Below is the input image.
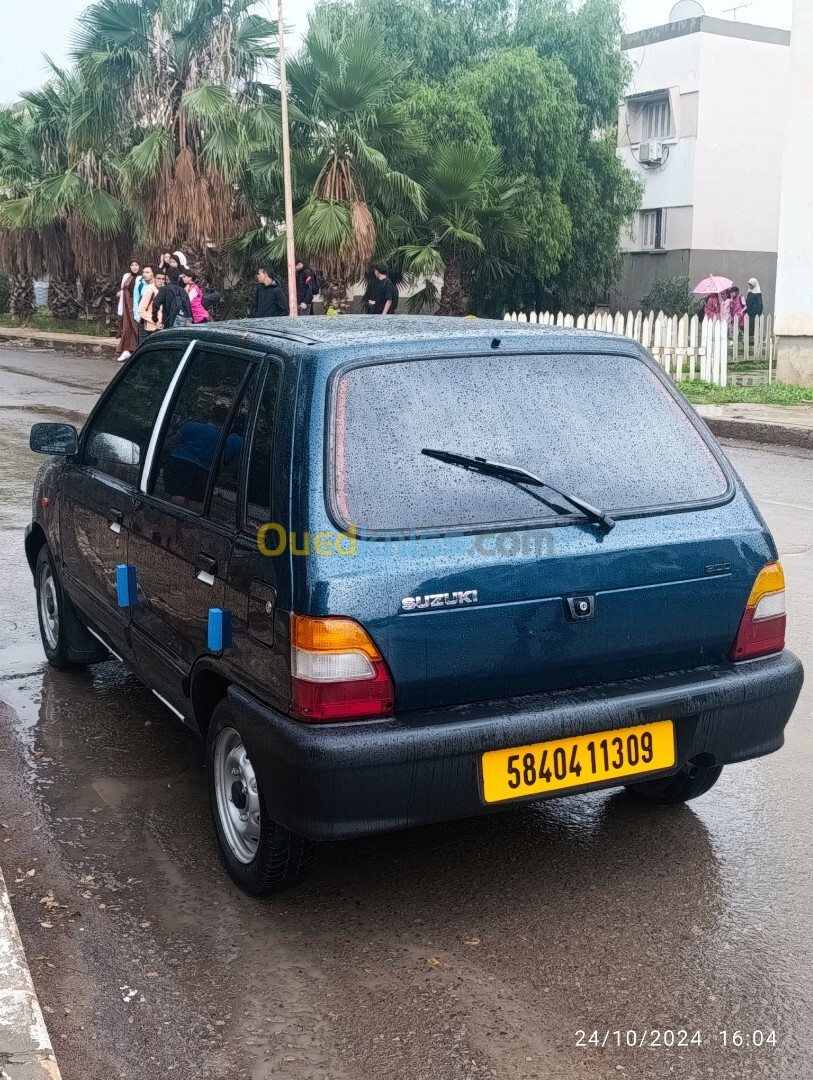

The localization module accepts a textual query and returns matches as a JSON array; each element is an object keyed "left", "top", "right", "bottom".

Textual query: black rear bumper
[{"left": 229, "top": 651, "right": 804, "bottom": 841}]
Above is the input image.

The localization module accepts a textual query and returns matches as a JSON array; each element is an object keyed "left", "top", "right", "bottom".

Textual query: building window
[
  {"left": 643, "top": 98, "right": 672, "bottom": 141},
  {"left": 641, "top": 209, "right": 667, "bottom": 251}
]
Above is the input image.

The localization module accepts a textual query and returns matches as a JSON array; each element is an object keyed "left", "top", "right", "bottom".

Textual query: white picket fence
[{"left": 502, "top": 309, "right": 776, "bottom": 388}]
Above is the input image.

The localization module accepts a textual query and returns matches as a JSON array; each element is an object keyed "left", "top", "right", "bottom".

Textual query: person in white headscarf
[
  {"left": 172, "top": 250, "right": 189, "bottom": 271},
  {"left": 745, "top": 278, "right": 763, "bottom": 340}
]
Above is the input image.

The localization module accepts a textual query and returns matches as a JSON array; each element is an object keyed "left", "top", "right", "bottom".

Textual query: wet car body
[{"left": 25, "top": 317, "right": 804, "bottom": 891}]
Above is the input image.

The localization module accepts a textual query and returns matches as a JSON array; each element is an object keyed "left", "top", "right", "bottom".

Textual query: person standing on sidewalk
[
  {"left": 138, "top": 269, "right": 162, "bottom": 341},
  {"left": 368, "top": 263, "right": 398, "bottom": 315},
  {"left": 746, "top": 278, "right": 764, "bottom": 340},
  {"left": 181, "top": 271, "right": 211, "bottom": 324},
  {"left": 153, "top": 274, "right": 193, "bottom": 329},
  {"left": 295, "top": 260, "right": 316, "bottom": 314},
  {"left": 729, "top": 285, "right": 746, "bottom": 343},
  {"left": 133, "top": 265, "right": 152, "bottom": 330},
  {"left": 116, "top": 259, "right": 141, "bottom": 362},
  {"left": 251, "top": 267, "right": 289, "bottom": 317}
]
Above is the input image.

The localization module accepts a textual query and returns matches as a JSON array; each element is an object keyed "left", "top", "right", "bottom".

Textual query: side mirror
[{"left": 30, "top": 423, "right": 79, "bottom": 456}]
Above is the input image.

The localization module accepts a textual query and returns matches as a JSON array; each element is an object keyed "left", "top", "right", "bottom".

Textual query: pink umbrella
[{"left": 693, "top": 275, "right": 734, "bottom": 295}]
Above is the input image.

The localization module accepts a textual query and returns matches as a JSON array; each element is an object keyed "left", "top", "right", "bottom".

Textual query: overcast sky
[{"left": 0, "top": 0, "right": 794, "bottom": 104}]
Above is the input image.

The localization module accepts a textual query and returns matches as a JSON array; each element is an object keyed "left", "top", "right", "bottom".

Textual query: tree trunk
[
  {"left": 9, "top": 274, "right": 35, "bottom": 323},
  {"left": 437, "top": 260, "right": 469, "bottom": 317},
  {"left": 49, "top": 276, "right": 81, "bottom": 320},
  {"left": 83, "top": 274, "right": 120, "bottom": 334},
  {"left": 323, "top": 279, "right": 350, "bottom": 313}
]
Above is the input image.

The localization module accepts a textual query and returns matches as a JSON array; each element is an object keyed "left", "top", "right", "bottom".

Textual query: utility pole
[{"left": 277, "top": 0, "right": 298, "bottom": 317}]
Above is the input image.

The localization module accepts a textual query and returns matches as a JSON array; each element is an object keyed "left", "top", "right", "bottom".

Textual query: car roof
[{"left": 184, "top": 315, "right": 639, "bottom": 366}]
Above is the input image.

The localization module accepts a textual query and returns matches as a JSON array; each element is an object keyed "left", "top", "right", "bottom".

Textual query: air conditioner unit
[{"left": 639, "top": 141, "right": 665, "bottom": 165}]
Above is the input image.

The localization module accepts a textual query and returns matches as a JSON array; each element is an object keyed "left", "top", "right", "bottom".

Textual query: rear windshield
[{"left": 330, "top": 352, "right": 729, "bottom": 533}]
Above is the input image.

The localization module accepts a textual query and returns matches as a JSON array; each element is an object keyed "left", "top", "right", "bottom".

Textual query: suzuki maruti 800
[{"left": 26, "top": 318, "right": 804, "bottom": 893}]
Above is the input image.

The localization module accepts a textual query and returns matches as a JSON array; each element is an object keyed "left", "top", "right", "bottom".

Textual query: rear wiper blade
[{"left": 421, "top": 448, "right": 615, "bottom": 534}]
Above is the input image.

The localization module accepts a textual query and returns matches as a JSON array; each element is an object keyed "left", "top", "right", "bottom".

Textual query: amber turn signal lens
[
  {"left": 745, "top": 561, "right": 785, "bottom": 607},
  {"left": 290, "top": 615, "right": 381, "bottom": 660}
]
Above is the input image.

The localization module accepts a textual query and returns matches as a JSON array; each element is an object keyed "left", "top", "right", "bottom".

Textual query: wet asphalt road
[{"left": 0, "top": 345, "right": 811, "bottom": 1080}]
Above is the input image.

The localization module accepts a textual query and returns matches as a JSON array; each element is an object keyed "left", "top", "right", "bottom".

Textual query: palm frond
[
  {"left": 120, "top": 126, "right": 173, "bottom": 192},
  {"left": 76, "top": 187, "right": 126, "bottom": 236},
  {"left": 405, "top": 280, "right": 440, "bottom": 315},
  {"left": 181, "top": 83, "right": 233, "bottom": 121}
]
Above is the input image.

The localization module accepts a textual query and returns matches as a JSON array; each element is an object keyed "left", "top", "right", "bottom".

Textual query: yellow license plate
[{"left": 481, "top": 720, "right": 676, "bottom": 804}]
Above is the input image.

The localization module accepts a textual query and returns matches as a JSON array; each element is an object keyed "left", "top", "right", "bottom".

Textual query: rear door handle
[
  {"left": 108, "top": 508, "right": 123, "bottom": 534},
  {"left": 195, "top": 553, "right": 217, "bottom": 585}
]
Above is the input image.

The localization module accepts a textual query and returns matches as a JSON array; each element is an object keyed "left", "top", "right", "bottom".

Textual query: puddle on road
[
  {"left": 0, "top": 425, "right": 808, "bottom": 1077},
  {"left": 0, "top": 644, "right": 811, "bottom": 1079}
]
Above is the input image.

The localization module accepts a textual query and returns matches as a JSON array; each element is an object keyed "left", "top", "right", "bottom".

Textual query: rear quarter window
[{"left": 329, "top": 351, "right": 730, "bottom": 533}]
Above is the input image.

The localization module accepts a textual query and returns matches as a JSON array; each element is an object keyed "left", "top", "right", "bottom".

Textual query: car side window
[
  {"left": 245, "top": 363, "right": 281, "bottom": 533},
  {"left": 208, "top": 371, "right": 259, "bottom": 528},
  {"left": 151, "top": 351, "right": 248, "bottom": 515},
  {"left": 82, "top": 348, "right": 182, "bottom": 486}
]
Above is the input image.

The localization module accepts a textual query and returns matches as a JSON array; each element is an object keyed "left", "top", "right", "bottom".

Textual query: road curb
[
  {"left": 700, "top": 414, "right": 813, "bottom": 451},
  {"left": 0, "top": 326, "right": 117, "bottom": 359},
  {"left": 0, "top": 867, "right": 61, "bottom": 1080}
]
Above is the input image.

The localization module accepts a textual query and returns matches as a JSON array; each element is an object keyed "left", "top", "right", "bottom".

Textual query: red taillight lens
[
  {"left": 729, "top": 562, "right": 786, "bottom": 661},
  {"left": 289, "top": 615, "right": 394, "bottom": 722}
]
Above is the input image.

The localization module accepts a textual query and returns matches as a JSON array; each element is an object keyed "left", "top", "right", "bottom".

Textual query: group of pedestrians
[
  {"left": 116, "top": 250, "right": 211, "bottom": 362},
  {"left": 703, "top": 278, "right": 764, "bottom": 339},
  {"left": 118, "top": 252, "right": 401, "bottom": 358},
  {"left": 249, "top": 260, "right": 399, "bottom": 318},
  {"left": 250, "top": 260, "right": 319, "bottom": 318}
]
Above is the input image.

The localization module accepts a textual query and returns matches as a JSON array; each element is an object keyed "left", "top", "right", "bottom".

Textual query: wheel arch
[
  {"left": 189, "top": 662, "right": 232, "bottom": 738},
  {"left": 25, "top": 523, "right": 48, "bottom": 575}
]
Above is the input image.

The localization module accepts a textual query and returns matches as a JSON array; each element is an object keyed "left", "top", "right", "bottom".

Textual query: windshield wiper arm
[{"left": 421, "top": 448, "right": 616, "bottom": 534}]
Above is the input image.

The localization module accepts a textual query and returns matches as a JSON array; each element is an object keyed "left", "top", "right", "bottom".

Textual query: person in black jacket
[
  {"left": 745, "top": 278, "right": 764, "bottom": 341},
  {"left": 295, "top": 261, "right": 316, "bottom": 314},
  {"left": 153, "top": 277, "right": 193, "bottom": 329},
  {"left": 367, "top": 263, "right": 398, "bottom": 315},
  {"left": 252, "top": 267, "right": 289, "bottom": 317}
]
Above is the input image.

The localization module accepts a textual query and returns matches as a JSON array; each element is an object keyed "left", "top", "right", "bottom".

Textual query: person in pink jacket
[
  {"left": 729, "top": 285, "right": 746, "bottom": 330},
  {"left": 181, "top": 271, "right": 211, "bottom": 324}
]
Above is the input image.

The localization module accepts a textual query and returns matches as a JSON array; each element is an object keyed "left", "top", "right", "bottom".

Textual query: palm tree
[
  {"left": 397, "top": 143, "right": 525, "bottom": 316},
  {"left": 72, "top": 0, "right": 280, "bottom": 254},
  {"left": 286, "top": 14, "right": 425, "bottom": 309},
  {"left": 5, "top": 63, "right": 132, "bottom": 329},
  {"left": 0, "top": 108, "right": 43, "bottom": 323},
  {"left": 19, "top": 76, "right": 82, "bottom": 319}
]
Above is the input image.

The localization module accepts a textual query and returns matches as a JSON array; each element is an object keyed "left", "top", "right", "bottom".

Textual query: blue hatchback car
[{"left": 27, "top": 317, "right": 804, "bottom": 893}]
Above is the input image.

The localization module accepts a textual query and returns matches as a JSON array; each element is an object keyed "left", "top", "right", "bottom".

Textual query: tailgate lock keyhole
[{"left": 566, "top": 595, "right": 595, "bottom": 621}]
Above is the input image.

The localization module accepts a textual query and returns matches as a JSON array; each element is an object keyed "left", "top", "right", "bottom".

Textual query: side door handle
[
  {"left": 195, "top": 553, "right": 217, "bottom": 586},
  {"left": 108, "top": 508, "right": 123, "bottom": 534}
]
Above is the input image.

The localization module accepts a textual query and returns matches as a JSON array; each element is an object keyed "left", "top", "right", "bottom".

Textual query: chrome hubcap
[
  {"left": 38, "top": 563, "right": 59, "bottom": 650},
  {"left": 214, "top": 727, "right": 261, "bottom": 864}
]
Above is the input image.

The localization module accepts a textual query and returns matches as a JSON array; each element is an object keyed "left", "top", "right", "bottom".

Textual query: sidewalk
[
  {"left": 696, "top": 403, "right": 813, "bottom": 450},
  {"left": 1, "top": 325, "right": 813, "bottom": 449},
  {"left": 0, "top": 868, "right": 61, "bottom": 1079},
  {"left": 0, "top": 326, "right": 116, "bottom": 358}
]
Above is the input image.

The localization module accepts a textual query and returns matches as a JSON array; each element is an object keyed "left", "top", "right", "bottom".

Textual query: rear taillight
[
  {"left": 290, "top": 615, "right": 394, "bottom": 722},
  {"left": 729, "top": 561, "right": 786, "bottom": 661}
]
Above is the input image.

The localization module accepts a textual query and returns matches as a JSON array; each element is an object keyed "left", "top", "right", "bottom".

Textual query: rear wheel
[
  {"left": 626, "top": 763, "right": 723, "bottom": 805},
  {"left": 206, "top": 700, "right": 316, "bottom": 895},
  {"left": 35, "top": 546, "right": 83, "bottom": 670}
]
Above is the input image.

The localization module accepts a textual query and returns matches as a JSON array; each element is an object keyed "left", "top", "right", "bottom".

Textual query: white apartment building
[{"left": 612, "top": 14, "right": 790, "bottom": 313}]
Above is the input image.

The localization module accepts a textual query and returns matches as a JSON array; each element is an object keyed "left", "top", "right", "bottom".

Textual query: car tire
[
  {"left": 625, "top": 763, "right": 723, "bottom": 805},
  {"left": 35, "top": 545, "right": 84, "bottom": 670},
  {"left": 206, "top": 700, "right": 317, "bottom": 895}
]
